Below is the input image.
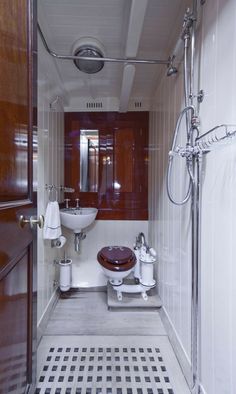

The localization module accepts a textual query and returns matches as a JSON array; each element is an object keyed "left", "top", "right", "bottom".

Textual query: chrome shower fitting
[
  {"left": 135, "top": 232, "right": 147, "bottom": 249},
  {"left": 166, "top": 105, "right": 196, "bottom": 205},
  {"left": 181, "top": 7, "right": 194, "bottom": 39},
  {"left": 166, "top": 2, "right": 201, "bottom": 394},
  {"left": 166, "top": 56, "right": 178, "bottom": 77}
]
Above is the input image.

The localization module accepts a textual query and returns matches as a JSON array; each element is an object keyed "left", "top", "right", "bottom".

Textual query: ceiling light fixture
[{"left": 72, "top": 37, "right": 105, "bottom": 74}]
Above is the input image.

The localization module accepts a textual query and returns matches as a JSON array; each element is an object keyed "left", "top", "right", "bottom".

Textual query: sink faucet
[{"left": 75, "top": 198, "right": 80, "bottom": 209}]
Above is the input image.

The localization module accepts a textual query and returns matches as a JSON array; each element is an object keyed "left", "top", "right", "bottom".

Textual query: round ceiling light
[{"left": 72, "top": 38, "right": 105, "bottom": 74}]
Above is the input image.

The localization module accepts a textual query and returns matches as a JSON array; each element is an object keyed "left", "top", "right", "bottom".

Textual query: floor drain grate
[{"left": 36, "top": 346, "right": 174, "bottom": 394}]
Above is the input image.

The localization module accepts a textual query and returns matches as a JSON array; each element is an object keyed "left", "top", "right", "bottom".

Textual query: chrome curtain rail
[{"left": 37, "top": 23, "right": 169, "bottom": 66}]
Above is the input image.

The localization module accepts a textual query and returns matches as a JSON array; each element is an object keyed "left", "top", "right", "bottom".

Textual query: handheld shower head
[
  {"left": 166, "top": 56, "right": 178, "bottom": 76},
  {"left": 167, "top": 65, "right": 178, "bottom": 76}
]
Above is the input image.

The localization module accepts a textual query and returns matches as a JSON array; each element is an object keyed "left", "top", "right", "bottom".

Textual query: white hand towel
[{"left": 43, "top": 201, "right": 62, "bottom": 240}]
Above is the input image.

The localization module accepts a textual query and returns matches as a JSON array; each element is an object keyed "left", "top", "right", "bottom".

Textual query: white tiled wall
[
  {"left": 149, "top": 0, "right": 236, "bottom": 393},
  {"left": 63, "top": 220, "right": 148, "bottom": 287},
  {"left": 37, "top": 36, "right": 65, "bottom": 324}
]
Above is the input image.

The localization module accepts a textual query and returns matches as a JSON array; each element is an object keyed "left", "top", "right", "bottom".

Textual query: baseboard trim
[
  {"left": 159, "top": 307, "right": 192, "bottom": 387},
  {"left": 37, "top": 288, "right": 59, "bottom": 344},
  {"left": 63, "top": 286, "right": 107, "bottom": 294}
]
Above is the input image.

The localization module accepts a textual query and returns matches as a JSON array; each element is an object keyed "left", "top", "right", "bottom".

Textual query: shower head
[
  {"left": 72, "top": 37, "right": 105, "bottom": 74},
  {"left": 166, "top": 56, "right": 178, "bottom": 77}
]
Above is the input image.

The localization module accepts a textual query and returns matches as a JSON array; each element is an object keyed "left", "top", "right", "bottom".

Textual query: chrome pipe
[
  {"left": 191, "top": 155, "right": 198, "bottom": 393},
  {"left": 37, "top": 23, "right": 169, "bottom": 66},
  {"left": 189, "top": 0, "right": 197, "bottom": 109},
  {"left": 190, "top": 145, "right": 202, "bottom": 394},
  {"left": 189, "top": 1, "right": 200, "bottom": 393},
  {"left": 171, "top": 106, "right": 195, "bottom": 151},
  {"left": 184, "top": 34, "right": 191, "bottom": 138},
  {"left": 166, "top": 106, "right": 195, "bottom": 206}
]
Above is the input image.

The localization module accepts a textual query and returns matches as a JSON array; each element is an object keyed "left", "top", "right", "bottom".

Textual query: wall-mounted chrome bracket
[
  {"left": 51, "top": 239, "right": 62, "bottom": 248},
  {"left": 189, "top": 90, "right": 204, "bottom": 104},
  {"left": 197, "top": 89, "right": 204, "bottom": 103}
]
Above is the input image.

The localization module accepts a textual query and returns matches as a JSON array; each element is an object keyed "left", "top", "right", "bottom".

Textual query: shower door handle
[{"left": 19, "top": 215, "right": 44, "bottom": 229}]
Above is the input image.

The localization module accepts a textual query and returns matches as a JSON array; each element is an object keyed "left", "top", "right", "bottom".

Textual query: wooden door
[{"left": 0, "top": 1, "right": 37, "bottom": 393}]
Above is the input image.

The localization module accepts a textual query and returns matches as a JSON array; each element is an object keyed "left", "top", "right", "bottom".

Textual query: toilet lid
[{"left": 99, "top": 246, "right": 134, "bottom": 265}]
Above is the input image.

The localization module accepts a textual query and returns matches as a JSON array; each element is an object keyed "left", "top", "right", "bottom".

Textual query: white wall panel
[
  {"left": 199, "top": 0, "right": 236, "bottom": 393},
  {"left": 37, "top": 36, "right": 65, "bottom": 324},
  {"left": 62, "top": 220, "right": 148, "bottom": 288},
  {"left": 149, "top": 0, "right": 236, "bottom": 392}
]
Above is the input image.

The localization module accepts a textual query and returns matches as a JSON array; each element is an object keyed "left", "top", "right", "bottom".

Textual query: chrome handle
[
  {"left": 19, "top": 215, "right": 44, "bottom": 229},
  {"left": 75, "top": 198, "right": 80, "bottom": 209},
  {"left": 64, "top": 198, "right": 70, "bottom": 209}
]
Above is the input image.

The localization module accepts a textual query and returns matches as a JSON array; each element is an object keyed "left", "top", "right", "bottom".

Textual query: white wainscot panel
[{"left": 62, "top": 220, "right": 148, "bottom": 288}]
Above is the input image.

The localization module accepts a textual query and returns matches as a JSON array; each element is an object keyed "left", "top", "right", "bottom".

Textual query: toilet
[{"left": 97, "top": 246, "right": 136, "bottom": 285}]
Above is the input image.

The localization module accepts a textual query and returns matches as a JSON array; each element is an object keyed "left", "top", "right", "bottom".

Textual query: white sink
[{"left": 60, "top": 207, "right": 98, "bottom": 232}]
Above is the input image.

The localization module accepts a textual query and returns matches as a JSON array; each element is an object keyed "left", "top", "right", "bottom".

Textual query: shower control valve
[{"left": 175, "top": 144, "right": 195, "bottom": 159}]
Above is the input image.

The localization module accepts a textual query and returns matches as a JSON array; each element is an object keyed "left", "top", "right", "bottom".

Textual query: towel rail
[{"left": 45, "top": 184, "right": 75, "bottom": 193}]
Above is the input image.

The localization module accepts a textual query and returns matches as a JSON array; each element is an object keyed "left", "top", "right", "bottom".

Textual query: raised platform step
[{"left": 107, "top": 279, "right": 162, "bottom": 310}]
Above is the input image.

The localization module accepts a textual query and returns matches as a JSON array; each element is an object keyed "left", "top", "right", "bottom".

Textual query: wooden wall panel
[
  {"left": 0, "top": 0, "right": 29, "bottom": 202},
  {"left": 65, "top": 112, "right": 148, "bottom": 220},
  {"left": 0, "top": 0, "right": 37, "bottom": 392},
  {"left": 0, "top": 254, "right": 28, "bottom": 394}
]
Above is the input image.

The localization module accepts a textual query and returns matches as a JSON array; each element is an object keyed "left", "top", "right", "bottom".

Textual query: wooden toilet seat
[{"left": 97, "top": 246, "right": 136, "bottom": 272}]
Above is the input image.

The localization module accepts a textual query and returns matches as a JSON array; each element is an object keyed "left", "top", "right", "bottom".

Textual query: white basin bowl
[{"left": 60, "top": 207, "right": 98, "bottom": 232}]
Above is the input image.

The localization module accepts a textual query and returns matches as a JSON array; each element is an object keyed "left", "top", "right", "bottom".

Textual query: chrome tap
[
  {"left": 75, "top": 198, "right": 80, "bottom": 209},
  {"left": 64, "top": 198, "right": 70, "bottom": 209}
]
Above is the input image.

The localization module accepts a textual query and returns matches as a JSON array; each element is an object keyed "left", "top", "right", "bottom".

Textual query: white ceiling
[{"left": 38, "top": 0, "right": 190, "bottom": 111}]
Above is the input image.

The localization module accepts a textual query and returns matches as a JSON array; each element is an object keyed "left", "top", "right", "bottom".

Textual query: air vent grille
[{"left": 86, "top": 102, "right": 103, "bottom": 109}]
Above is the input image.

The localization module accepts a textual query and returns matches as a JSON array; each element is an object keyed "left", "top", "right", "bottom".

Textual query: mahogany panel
[
  {"left": 0, "top": 0, "right": 37, "bottom": 392},
  {"left": 0, "top": 0, "right": 29, "bottom": 202},
  {"left": 0, "top": 253, "right": 28, "bottom": 394},
  {"left": 114, "top": 128, "right": 134, "bottom": 193},
  {"left": 64, "top": 112, "right": 148, "bottom": 220}
]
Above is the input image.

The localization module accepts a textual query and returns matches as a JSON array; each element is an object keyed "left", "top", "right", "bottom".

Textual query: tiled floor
[
  {"left": 36, "top": 293, "right": 190, "bottom": 394},
  {"left": 36, "top": 337, "right": 190, "bottom": 394}
]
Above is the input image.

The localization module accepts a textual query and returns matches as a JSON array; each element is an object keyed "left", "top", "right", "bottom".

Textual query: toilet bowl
[{"left": 97, "top": 246, "right": 136, "bottom": 285}]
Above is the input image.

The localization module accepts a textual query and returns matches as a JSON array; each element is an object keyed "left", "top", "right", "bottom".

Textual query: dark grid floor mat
[{"left": 36, "top": 346, "right": 174, "bottom": 394}]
